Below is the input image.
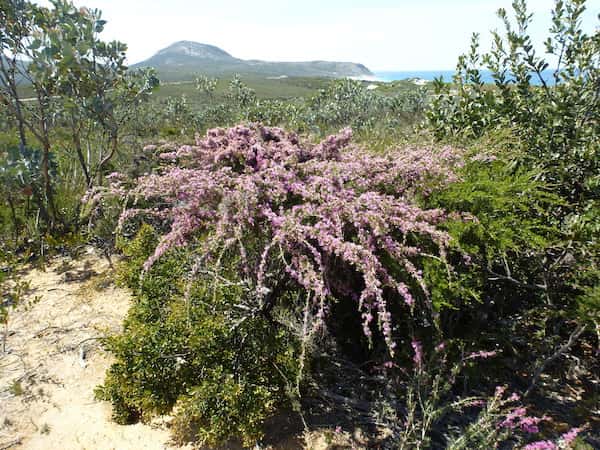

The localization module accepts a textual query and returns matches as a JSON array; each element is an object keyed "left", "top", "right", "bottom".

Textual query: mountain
[{"left": 132, "top": 41, "right": 373, "bottom": 80}]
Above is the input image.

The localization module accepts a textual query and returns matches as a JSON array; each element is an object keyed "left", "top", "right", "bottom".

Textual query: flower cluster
[
  {"left": 499, "top": 407, "right": 547, "bottom": 434},
  {"left": 104, "top": 124, "right": 463, "bottom": 354},
  {"left": 523, "top": 426, "right": 585, "bottom": 450}
]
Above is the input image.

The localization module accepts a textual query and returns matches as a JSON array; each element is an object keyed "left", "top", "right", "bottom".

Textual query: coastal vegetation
[{"left": 1, "top": 0, "right": 598, "bottom": 448}]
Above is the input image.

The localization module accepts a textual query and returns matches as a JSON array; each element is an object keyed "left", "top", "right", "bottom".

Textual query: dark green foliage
[
  {"left": 422, "top": 153, "right": 563, "bottom": 332},
  {"left": 96, "top": 225, "right": 300, "bottom": 447},
  {"left": 0, "top": 144, "right": 57, "bottom": 242},
  {"left": 172, "top": 372, "right": 275, "bottom": 448},
  {"left": 426, "top": 0, "right": 599, "bottom": 328},
  {"left": 430, "top": 157, "right": 558, "bottom": 260}
]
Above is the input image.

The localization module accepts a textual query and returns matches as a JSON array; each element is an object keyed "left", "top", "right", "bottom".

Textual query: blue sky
[{"left": 40, "top": 0, "right": 599, "bottom": 70}]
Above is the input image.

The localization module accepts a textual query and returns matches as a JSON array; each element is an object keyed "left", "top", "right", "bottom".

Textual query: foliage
[
  {"left": 227, "top": 74, "right": 257, "bottom": 109},
  {"left": 423, "top": 151, "right": 562, "bottom": 317},
  {"left": 93, "top": 125, "right": 466, "bottom": 355},
  {"left": 195, "top": 74, "right": 217, "bottom": 98},
  {"left": 426, "top": 0, "right": 599, "bottom": 208},
  {"left": 305, "top": 79, "right": 425, "bottom": 137},
  {"left": 96, "top": 224, "right": 300, "bottom": 447},
  {"left": 425, "top": 0, "right": 599, "bottom": 332},
  {"left": 0, "top": 143, "right": 56, "bottom": 243},
  {"left": 0, "top": 0, "right": 157, "bottom": 237},
  {"left": 154, "top": 76, "right": 428, "bottom": 145}
]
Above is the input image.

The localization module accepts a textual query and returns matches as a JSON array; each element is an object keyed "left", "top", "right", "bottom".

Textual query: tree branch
[{"left": 524, "top": 324, "right": 587, "bottom": 397}]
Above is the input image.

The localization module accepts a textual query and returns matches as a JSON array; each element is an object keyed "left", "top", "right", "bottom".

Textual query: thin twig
[
  {"left": 49, "top": 336, "right": 104, "bottom": 357},
  {"left": 487, "top": 269, "right": 547, "bottom": 291},
  {"left": 524, "top": 324, "right": 587, "bottom": 397}
]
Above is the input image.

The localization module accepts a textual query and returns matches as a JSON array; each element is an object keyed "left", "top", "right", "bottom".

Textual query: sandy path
[{"left": 0, "top": 249, "right": 176, "bottom": 450}]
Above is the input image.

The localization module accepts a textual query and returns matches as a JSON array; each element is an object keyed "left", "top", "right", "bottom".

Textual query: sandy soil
[
  {"left": 0, "top": 249, "right": 176, "bottom": 450},
  {"left": 0, "top": 249, "right": 356, "bottom": 450}
]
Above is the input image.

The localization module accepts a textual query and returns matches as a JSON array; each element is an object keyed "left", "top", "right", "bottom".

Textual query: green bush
[
  {"left": 427, "top": 0, "right": 599, "bottom": 207},
  {"left": 419, "top": 150, "right": 563, "bottom": 337},
  {"left": 425, "top": 0, "right": 599, "bottom": 328},
  {"left": 96, "top": 225, "right": 300, "bottom": 447}
]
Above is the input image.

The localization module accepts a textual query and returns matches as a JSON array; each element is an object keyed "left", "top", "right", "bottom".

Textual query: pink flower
[
  {"left": 519, "top": 416, "right": 542, "bottom": 433},
  {"left": 499, "top": 406, "right": 547, "bottom": 434},
  {"left": 99, "top": 124, "right": 464, "bottom": 355},
  {"left": 412, "top": 339, "right": 423, "bottom": 369},
  {"left": 523, "top": 441, "right": 557, "bottom": 450},
  {"left": 508, "top": 393, "right": 520, "bottom": 402},
  {"left": 559, "top": 427, "right": 583, "bottom": 446}
]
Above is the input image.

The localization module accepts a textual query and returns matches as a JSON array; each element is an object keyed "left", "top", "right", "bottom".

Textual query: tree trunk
[
  {"left": 14, "top": 98, "right": 28, "bottom": 153},
  {"left": 7, "top": 194, "right": 20, "bottom": 246},
  {"left": 96, "top": 132, "right": 118, "bottom": 186},
  {"left": 72, "top": 123, "right": 91, "bottom": 187},
  {"left": 40, "top": 138, "right": 57, "bottom": 229}
]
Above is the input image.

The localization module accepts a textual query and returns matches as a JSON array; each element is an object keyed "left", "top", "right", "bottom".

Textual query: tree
[
  {"left": 0, "top": 0, "right": 55, "bottom": 226},
  {"left": 195, "top": 74, "right": 217, "bottom": 99},
  {"left": 0, "top": 0, "right": 158, "bottom": 231}
]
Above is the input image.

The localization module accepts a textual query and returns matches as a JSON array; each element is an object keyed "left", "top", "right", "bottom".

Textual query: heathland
[{"left": 0, "top": 1, "right": 598, "bottom": 449}]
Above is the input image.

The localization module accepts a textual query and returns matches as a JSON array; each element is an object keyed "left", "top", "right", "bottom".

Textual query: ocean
[{"left": 374, "top": 70, "right": 558, "bottom": 86}]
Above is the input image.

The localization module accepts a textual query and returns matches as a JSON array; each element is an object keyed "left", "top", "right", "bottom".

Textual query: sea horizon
[{"left": 373, "top": 69, "right": 558, "bottom": 86}]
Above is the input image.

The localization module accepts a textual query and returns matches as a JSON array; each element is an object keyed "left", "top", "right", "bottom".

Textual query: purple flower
[
  {"left": 412, "top": 339, "right": 423, "bottom": 369},
  {"left": 96, "top": 123, "right": 464, "bottom": 355},
  {"left": 559, "top": 427, "right": 583, "bottom": 446},
  {"left": 523, "top": 441, "right": 557, "bottom": 450}
]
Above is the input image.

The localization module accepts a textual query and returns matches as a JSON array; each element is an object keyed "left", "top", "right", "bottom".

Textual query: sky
[{"left": 38, "top": 0, "right": 599, "bottom": 70}]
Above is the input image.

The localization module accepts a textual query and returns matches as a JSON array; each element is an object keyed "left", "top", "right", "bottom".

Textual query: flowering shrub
[
  {"left": 89, "top": 124, "right": 596, "bottom": 447},
  {"left": 389, "top": 341, "right": 588, "bottom": 450},
  {"left": 88, "top": 124, "right": 474, "bottom": 446},
  {"left": 101, "top": 124, "right": 463, "bottom": 355}
]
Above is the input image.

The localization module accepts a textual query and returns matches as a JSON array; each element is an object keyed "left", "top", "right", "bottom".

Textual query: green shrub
[
  {"left": 96, "top": 225, "right": 300, "bottom": 447},
  {"left": 427, "top": 0, "right": 599, "bottom": 206},
  {"left": 422, "top": 151, "right": 563, "bottom": 334},
  {"left": 425, "top": 0, "right": 599, "bottom": 329}
]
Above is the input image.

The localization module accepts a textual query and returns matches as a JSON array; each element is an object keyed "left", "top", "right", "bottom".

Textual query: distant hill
[{"left": 131, "top": 41, "right": 373, "bottom": 81}]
